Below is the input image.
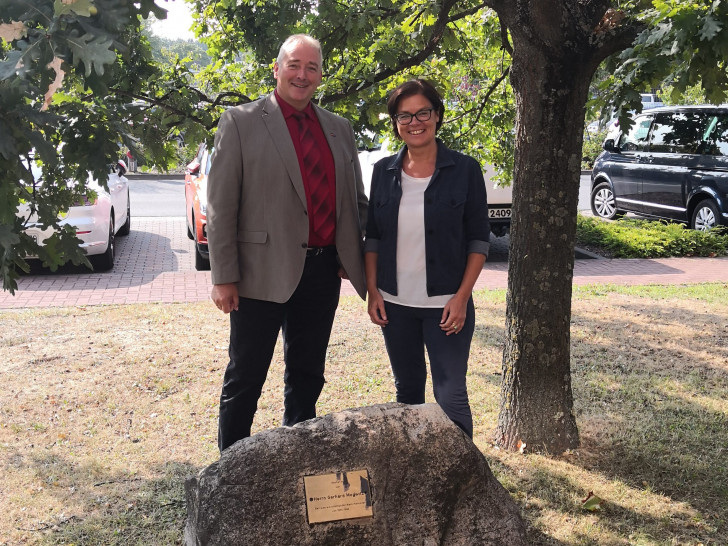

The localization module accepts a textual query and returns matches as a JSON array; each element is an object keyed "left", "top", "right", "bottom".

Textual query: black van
[{"left": 590, "top": 106, "right": 728, "bottom": 231}]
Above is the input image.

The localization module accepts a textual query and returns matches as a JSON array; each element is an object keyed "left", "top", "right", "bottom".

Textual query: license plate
[{"left": 489, "top": 207, "right": 511, "bottom": 219}]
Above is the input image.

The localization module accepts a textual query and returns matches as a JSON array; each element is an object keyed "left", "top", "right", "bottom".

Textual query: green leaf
[
  {"left": 581, "top": 491, "right": 604, "bottom": 511},
  {"left": 0, "top": 223, "right": 21, "bottom": 250},
  {"left": 54, "top": 0, "right": 98, "bottom": 18},
  {"left": 698, "top": 15, "right": 722, "bottom": 41},
  {"left": 0, "top": 48, "right": 29, "bottom": 81},
  {"left": 65, "top": 32, "right": 117, "bottom": 76}
]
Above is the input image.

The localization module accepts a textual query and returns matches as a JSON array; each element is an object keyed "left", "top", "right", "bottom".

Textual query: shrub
[
  {"left": 581, "top": 128, "right": 608, "bottom": 169},
  {"left": 576, "top": 215, "right": 728, "bottom": 258}
]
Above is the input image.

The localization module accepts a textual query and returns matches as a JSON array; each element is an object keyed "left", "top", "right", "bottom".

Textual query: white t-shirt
[{"left": 380, "top": 171, "right": 455, "bottom": 308}]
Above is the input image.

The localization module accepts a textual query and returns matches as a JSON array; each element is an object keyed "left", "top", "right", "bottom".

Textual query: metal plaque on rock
[{"left": 303, "top": 469, "right": 373, "bottom": 524}]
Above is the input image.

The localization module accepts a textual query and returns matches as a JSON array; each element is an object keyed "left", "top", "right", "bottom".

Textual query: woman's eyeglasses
[{"left": 393, "top": 108, "right": 434, "bottom": 125}]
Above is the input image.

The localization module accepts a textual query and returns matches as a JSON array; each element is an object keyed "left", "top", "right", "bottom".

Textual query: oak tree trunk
[
  {"left": 490, "top": 1, "right": 631, "bottom": 453},
  {"left": 496, "top": 48, "right": 589, "bottom": 453}
]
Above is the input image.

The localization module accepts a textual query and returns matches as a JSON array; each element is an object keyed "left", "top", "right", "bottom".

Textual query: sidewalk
[{"left": 1, "top": 218, "right": 726, "bottom": 309}]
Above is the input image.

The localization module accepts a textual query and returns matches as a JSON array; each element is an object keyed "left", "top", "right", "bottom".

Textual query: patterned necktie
[{"left": 295, "top": 113, "right": 333, "bottom": 241}]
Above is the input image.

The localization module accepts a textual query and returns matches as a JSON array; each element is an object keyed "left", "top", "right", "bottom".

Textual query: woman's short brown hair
[{"left": 387, "top": 79, "right": 445, "bottom": 139}]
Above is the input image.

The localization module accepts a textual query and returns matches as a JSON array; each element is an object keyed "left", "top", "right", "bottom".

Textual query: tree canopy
[
  {"left": 3, "top": 0, "right": 728, "bottom": 452},
  {"left": 3, "top": 1, "right": 725, "bottom": 293}
]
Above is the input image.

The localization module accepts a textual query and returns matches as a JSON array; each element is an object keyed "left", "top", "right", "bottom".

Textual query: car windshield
[{"left": 618, "top": 117, "right": 652, "bottom": 151}]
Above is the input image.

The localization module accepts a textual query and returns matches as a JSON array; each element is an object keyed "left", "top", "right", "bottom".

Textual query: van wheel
[
  {"left": 691, "top": 199, "right": 720, "bottom": 231},
  {"left": 590, "top": 182, "right": 623, "bottom": 220}
]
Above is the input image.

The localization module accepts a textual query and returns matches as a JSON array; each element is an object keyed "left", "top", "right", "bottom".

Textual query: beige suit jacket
[{"left": 206, "top": 93, "right": 368, "bottom": 302}]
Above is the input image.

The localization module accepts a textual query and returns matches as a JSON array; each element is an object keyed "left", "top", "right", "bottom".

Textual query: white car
[
  {"left": 357, "top": 147, "right": 512, "bottom": 237},
  {"left": 481, "top": 163, "right": 512, "bottom": 237},
  {"left": 17, "top": 160, "right": 131, "bottom": 271},
  {"left": 357, "top": 146, "right": 389, "bottom": 198}
]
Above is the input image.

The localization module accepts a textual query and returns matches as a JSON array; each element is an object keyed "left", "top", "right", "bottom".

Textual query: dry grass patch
[{"left": 0, "top": 284, "right": 726, "bottom": 545}]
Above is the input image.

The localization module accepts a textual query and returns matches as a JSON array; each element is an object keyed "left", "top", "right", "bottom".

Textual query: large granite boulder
[{"left": 185, "top": 403, "right": 527, "bottom": 545}]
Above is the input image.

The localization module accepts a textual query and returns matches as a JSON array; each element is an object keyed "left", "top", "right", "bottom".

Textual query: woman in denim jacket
[{"left": 364, "top": 79, "right": 490, "bottom": 437}]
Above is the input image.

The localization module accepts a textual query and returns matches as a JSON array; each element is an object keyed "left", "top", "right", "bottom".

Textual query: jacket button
[
  {"left": 301, "top": 243, "right": 307, "bottom": 249},
  {"left": 426, "top": 198, "right": 433, "bottom": 205},
  {"left": 427, "top": 229, "right": 434, "bottom": 235}
]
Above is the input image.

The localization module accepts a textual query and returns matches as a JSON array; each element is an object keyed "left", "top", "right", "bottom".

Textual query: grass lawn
[{"left": 1, "top": 283, "right": 726, "bottom": 545}]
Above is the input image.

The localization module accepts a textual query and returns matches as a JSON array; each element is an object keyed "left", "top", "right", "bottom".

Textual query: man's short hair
[{"left": 277, "top": 34, "right": 323, "bottom": 67}]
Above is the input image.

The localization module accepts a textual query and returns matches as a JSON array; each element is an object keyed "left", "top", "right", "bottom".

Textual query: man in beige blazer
[{"left": 207, "top": 34, "right": 367, "bottom": 451}]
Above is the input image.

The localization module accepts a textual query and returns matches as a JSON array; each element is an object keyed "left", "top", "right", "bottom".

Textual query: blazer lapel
[{"left": 261, "top": 94, "right": 307, "bottom": 208}]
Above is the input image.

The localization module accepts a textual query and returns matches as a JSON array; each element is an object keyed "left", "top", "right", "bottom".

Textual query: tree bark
[{"left": 491, "top": 0, "right": 634, "bottom": 453}]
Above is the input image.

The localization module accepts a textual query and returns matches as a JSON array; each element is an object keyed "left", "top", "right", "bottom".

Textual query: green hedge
[{"left": 576, "top": 215, "right": 728, "bottom": 258}]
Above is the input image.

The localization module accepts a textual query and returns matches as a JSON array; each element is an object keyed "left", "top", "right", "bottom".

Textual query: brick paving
[{"left": 1, "top": 217, "right": 726, "bottom": 309}]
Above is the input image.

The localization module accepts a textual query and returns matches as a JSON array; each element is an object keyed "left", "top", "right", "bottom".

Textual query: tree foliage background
[
  {"left": 2, "top": 0, "right": 727, "bottom": 453},
  {"left": 4, "top": 1, "right": 725, "bottom": 293}
]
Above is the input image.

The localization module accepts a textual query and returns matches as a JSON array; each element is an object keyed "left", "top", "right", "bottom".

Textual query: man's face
[{"left": 274, "top": 41, "right": 322, "bottom": 111}]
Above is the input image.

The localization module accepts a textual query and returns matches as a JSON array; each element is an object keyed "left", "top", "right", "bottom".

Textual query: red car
[{"left": 185, "top": 144, "right": 212, "bottom": 270}]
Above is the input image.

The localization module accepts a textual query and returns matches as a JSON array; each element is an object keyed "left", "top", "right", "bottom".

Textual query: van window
[
  {"left": 649, "top": 112, "right": 706, "bottom": 154},
  {"left": 703, "top": 114, "right": 728, "bottom": 156},
  {"left": 618, "top": 116, "right": 652, "bottom": 151}
]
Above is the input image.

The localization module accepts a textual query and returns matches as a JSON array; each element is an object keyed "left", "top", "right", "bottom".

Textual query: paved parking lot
[
  {"left": 1, "top": 218, "right": 211, "bottom": 308},
  {"left": 1, "top": 217, "right": 727, "bottom": 309}
]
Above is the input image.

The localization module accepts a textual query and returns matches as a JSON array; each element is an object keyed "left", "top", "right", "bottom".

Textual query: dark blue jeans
[
  {"left": 217, "top": 250, "right": 341, "bottom": 451},
  {"left": 381, "top": 298, "right": 475, "bottom": 437}
]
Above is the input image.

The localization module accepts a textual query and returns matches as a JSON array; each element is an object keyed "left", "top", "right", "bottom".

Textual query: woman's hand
[
  {"left": 364, "top": 251, "right": 387, "bottom": 326},
  {"left": 367, "top": 290, "right": 389, "bottom": 326},
  {"left": 440, "top": 293, "right": 467, "bottom": 335},
  {"left": 440, "top": 253, "right": 485, "bottom": 335}
]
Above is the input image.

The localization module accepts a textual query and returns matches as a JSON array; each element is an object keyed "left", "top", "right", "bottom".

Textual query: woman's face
[{"left": 394, "top": 94, "right": 439, "bottom": 149}]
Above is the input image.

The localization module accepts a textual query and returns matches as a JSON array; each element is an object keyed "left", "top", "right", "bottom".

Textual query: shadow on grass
[
  {"left": 545, "top": 297, "right": 724, "bottom": 542},
  {"left": 469, "top": 292, "right": 726, "bottom": 543},
  {"left": 3, "top": 289, "right": 724, "bottom": 544},
  {"left": 14, "top": 453, "right": 200, "bottom": 545}
]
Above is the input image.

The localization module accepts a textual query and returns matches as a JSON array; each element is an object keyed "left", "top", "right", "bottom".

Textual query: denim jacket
[{"left": 364, "top": 139, "right": 490, "bottom": 297}]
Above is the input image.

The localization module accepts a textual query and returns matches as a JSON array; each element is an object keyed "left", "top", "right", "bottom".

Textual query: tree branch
[
  {"left": 320, "top": 0, "right": 462, "bottom": 104},
  {"left": 589, "top": 11, "right": 644, "bottom": 61},
  {"left": 499, "top": 18, "right": 512, "bottom": 55},
  {"left": 450, "top": 66, "right": 510, "bottom": 138}
]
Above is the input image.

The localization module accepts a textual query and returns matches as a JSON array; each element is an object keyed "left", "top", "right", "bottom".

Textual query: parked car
[
  {"left": 185, "top": 144, "right": 212, "bottom": 270},
  {"left": 586, "top": 94, "right": 663, "bottom": 134},
  {"left": 17, "top": 159, "right": 131, "bottom": 271},
  {"left": 481, "top": 163, "right": 512, "bottom": 237},
  {"left": 640, "top": 92, "right": 664, "bottom": 110},
  {"left": 357, "top": 145, "right": 512, "bottom": 237},
  {"left": 357, "top": 145, "right": 389, "bottom": 198},
  {"left": 591, "top": 105, "right": 728, "bottom": 231}
]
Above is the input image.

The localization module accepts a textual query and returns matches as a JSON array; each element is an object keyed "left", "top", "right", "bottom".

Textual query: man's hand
[{"left": 211, "top": 283, "right": 239, "bottom": 314}]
